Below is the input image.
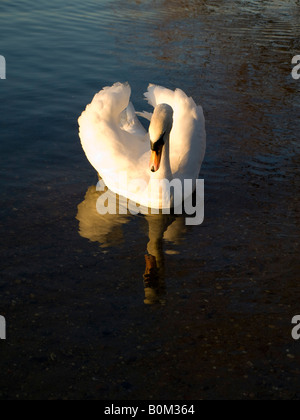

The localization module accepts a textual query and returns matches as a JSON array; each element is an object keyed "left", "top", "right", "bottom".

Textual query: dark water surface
[{"left": 0, "top": 0, "right": 299, "bottom": 400}]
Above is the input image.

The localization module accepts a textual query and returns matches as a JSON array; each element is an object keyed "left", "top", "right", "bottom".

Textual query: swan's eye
[{"left": 150, "top": 134, "right": 165, "bottom": 153}]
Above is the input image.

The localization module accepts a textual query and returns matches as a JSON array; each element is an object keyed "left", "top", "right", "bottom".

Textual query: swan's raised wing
[
  {"left": 144, "top": 84, "right": 176, "bottom": 108},
  {"left": 78, "top": 83, "right": 150, "bottom": 194},
  {"left": 144, "top": 84, "right": 206, "bottom": 180}
]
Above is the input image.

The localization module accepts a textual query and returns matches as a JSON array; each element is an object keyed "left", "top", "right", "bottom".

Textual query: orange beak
[{"left": 149, "top": 149, "right": 162, "bottom": 173}]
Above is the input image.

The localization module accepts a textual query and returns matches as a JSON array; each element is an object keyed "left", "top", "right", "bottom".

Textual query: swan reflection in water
[{"left": 76, "top": 185, "right": 187, "bottom": 304}]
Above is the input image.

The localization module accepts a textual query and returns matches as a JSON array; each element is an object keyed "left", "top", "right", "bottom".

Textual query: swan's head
[{"left": 149, "top": 104, "right": 173, "bottom": 173}]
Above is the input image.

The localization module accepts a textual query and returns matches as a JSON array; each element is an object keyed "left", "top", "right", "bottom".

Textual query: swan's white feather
[
  {"left": 120, "top": 102, "right": 147, "bottom": 138},
  {"left": 136, "top": 111, "right": 153, "bottom": 122}
]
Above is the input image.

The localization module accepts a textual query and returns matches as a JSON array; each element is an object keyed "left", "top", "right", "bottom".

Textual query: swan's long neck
[{"left": 151, "top": 133, "right": 172, "bottom": 180}]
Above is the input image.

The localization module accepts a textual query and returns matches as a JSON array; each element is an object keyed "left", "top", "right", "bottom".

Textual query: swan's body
[{"left": 78, "top": 83, "right": 206, "bottom": 209}]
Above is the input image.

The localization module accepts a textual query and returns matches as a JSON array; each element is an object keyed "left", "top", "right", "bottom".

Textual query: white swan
[{"left": 78, "top": 82, "right": 206, "bottom": 209}]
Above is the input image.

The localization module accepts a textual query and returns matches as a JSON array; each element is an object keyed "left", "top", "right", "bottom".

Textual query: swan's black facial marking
[
  {"left": 150, "top": 134, "right": 165, "bottom": 153},
  {"left": 149, "top": 134, "right": 165, "bottom": 173}
]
